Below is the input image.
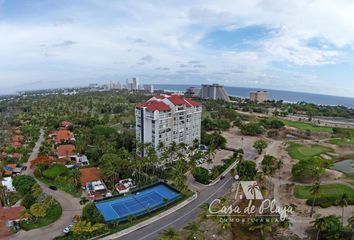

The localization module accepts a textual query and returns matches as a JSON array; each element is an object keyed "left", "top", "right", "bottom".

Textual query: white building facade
[{"left": 135, "top": 94, "right": 202, "bottom": 153}]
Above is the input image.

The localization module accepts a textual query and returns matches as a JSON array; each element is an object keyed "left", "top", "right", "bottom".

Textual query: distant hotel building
[
  {"left": 135, "top": 94, "right": 202, "bottom": 153},
  {"left": 250, "top": 91, "right": 269, "bottom": 103},
  {"left": 198, "top": 84, "right": 230, "bottom": 101},
  {"left": 143, "top": 84, "right": 154, "bottom": 93}
]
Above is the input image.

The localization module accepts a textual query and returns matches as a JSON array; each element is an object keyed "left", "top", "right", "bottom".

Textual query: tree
[
  {"left": 21, "top": 194, "right": 36, "bottom": 209},
  {"left": 240, "top": 123, "right": 264, "bottom": 136},
  {"left": 236, "top": 161, "right": 258, "bottom": 180},
  {"left": 68, "top": 169, "right": 81, "bottom": 189},
  {"left": 159, "top": 228, "right": 180, "bottom": 240},
  {"left": 261, "top": 155, "right": 277, "bottom": 176},
  {"left": 291, "top": 158, "right": 325, "bottom": 179},
  {"left": 183, "top": 221, "right": 204, "bottom": 240},
  {"left": 248, "top": 217, "right": 272, "bottom": 240},
  {"left": 192, "top": 167, "right": 210, "bottom": 184},
  {"left": 82, "top": 202, "right": 104, "bottom": 224},
  {"left": 312, "top": 215, "right": 342, "bottom": 240},
  {"left": 13, "top": 175, "right": 36, "bottom": 195},
  {"left": 99, "top": 151, "right": 130, "bottom": 189},
  {"left": 338, "top": 193, "right": 348, "bottom": 225},
  {"left": 217, "top": 216, "right": 232, "bottom": 234},
  {"left": 309, "top": 182, "right": 321, "bottom": 217},
  {"left": 31, "top": 183, "right": 42, "bottom": 198},
  {"left": 253, "top": 140, "right": 268, "bottom": 154},
  {"left": 30, "top": 203, "right": 47, "bottom": 218}
]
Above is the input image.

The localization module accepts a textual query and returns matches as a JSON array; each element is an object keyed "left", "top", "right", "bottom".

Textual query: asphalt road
[
  {"left": 115, "top": 173, "right": 234, "bottom": 240},
  {"left": 13, "top": 128, "right": 83, "bottom": 240}
]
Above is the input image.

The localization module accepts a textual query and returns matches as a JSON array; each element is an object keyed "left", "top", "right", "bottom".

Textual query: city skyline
[{"left": 1, "top": 0, "right": 354, "bottom": 97}]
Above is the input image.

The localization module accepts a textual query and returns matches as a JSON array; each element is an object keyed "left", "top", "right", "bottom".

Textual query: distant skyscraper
[
  {"left": 143, "top": 84, "right": 154, "bottom": 93},
  {"left": 132, "top": 77, "right": 139, "bottom": 90},
  {"left": 198, "top": 84, "right": 230, "bottom": 101}
]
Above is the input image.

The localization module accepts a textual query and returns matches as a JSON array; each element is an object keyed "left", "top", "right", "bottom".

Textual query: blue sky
[{"left": 1, "top": 0, "right": 354, "bottom": 97}]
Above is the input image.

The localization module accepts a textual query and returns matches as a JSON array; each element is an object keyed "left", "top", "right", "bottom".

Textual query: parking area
[{"left": 198, "top": 149, "right": 233, "bottom": 170}]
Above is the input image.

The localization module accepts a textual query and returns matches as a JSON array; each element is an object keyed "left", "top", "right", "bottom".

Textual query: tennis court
[{"left": 95, "top": 183, "right": 181, "bottom": 222}]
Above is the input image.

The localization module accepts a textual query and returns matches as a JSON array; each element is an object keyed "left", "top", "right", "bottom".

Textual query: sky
[{"left": 1, "top": 0, "right": 354, "bottom": 97}]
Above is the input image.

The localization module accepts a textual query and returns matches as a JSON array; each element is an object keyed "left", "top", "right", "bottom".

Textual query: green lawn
[
  {"left": 21, "top": 202, "right": 62, "bottom": 230},
  {"left": 294, "top": 184, "right": 354, "bottom": 199},
  {"left": 288, "top": 142, "right": 334, "bottom": 161},
  {"left": 39, "top": 177, "right": 82, "bottom": 198},
  {"left": 328, "top": 137, "right": 354, "bottom": 146},
  {"left": 281, "top": 119, "right": 333, "bottom": 133}
]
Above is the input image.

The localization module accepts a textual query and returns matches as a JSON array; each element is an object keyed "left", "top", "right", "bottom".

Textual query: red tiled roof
[
  {"left": 185, "top": 98, "right": 201, "bottom": 107},
  {"left": 136, "top": 94, "right": 201, "bottom": 111},
  {"left": 30, "top": 155, "right": 54, "bottom": 169},
  {"left": 12, "top": 135, "right": 23, "bottom": 142},
  {"left": 167, "top": 95, "right": 186, "bottom": 105},
  {"left": 136, "top": 100, "right": 171, "bottom": 112},
  {"left": 0, "top": 206, "right": 27, "bottom": 221},
  {"left": 57, "top": 144, "right": 75, "bottom": 157},
  {"left": 80, "top": 168, "right": 100, "bottom": 187},
  {"left": 54, "top": 130, "right": 74, "bottom": 143},
  {"left": 11, "top": 153, "right": 23, "bottom": 159},
  {"left": 11, "top": 141, "right": 22, "bottom": 147}
]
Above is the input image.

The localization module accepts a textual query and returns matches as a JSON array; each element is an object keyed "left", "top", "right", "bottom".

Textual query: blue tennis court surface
[{"left": 95, "top": 183, "right": 181, "bottom": 222}]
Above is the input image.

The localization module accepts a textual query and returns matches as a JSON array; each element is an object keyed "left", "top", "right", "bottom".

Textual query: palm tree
[
  {"left": 309, "top": 182, "right": 321, "bottom": 217},
  {"left": 338, "top": 193, "right": 348, "bottom": 225},
  {"left": 198, "top": 203, "right": 210, "bottom": 222},
  {"left": 278, "top": 218, "right": 292, "bottom": 230},
  {"left": 248, "top": 217, "right": 272, "bottom": 239},
  {"left": 311, "top": 215, "right": 341, "bottom": 240},
  {"left": 159, "top": 228, "right": 180, "bottom": 240},
  {"left": 183, "top": 221, "right": 204, "bottom": 240},
  {"left": 276, "top": 159, "right": 283, "bottom": 179},
  {"left": 348, "top": 216, "right": 354, "bottom": 230},
  {"left": 217, "top": 216, "right": 231, "bottom": 234}
]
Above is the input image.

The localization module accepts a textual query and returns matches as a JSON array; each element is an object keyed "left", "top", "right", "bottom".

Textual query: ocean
[{"left": 154, "top": 84, "right": 354, "bottom": 108}]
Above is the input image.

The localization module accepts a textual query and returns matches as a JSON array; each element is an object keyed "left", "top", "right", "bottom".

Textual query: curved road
[
  {"left": 13, "top": 129, "right": 83, "bottom": 240},
  {"left": 113, "top": 173, "right": 234, "bottom": 240}
]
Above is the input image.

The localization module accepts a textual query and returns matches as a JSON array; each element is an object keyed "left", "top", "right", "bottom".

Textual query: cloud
[
  {"left": 140, "top": 55, "right": 153, "bottom": 63},
  {"left": 1, "top": 0, "right": 354, "bottom": 96},
  {"left": 155, "top": 67, "right": 169, "bottom": 71},
  {"left": 52, "top": 40, "right": 77, "bottom": 48},
  {"left": 193, "top": 64, "right": 206, "bottom": 68}
]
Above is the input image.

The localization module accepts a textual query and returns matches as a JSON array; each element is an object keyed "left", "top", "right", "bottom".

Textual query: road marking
[{"left": 135, "top": 177, "right": 233, "bottom": 240}]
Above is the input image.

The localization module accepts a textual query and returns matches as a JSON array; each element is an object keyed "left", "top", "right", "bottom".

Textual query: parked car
[
  {"left": 63, "top": 224, "right": 73, "bottom": 234},
  {"left": 21, "top": 166, "right": 27, "bottom": 171},
  {"left": 49, "top": 186, "right": 57, "bottom": 191}
]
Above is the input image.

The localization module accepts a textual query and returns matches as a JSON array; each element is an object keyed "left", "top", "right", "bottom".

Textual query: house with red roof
[
  {"left": 135, "top": 94, "right": 202, "bottom": 154},
  {"left": 0, "top": 204, "right": 28, "bottom": 238},
  {"left": 56, "top": 144, "right": 75, "bottom": 159},
  {"left": 80, "top": 168, "right": 107, "bottom": 200},
  {"left": 51, "top": 130, "right": 75, "bottom": 143}
]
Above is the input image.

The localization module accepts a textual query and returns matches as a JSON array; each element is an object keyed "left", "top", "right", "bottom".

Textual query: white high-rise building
[
  {"left": 132, "top": 77, "right": 139, "bottom": 90},
  {"left": 198, "top": 84, "right": 230, "bottom": 101},
  {"left": 135, "top": 94, "right": 202, "bottom": 153}
]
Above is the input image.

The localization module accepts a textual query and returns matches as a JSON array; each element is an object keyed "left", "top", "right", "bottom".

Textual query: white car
[{"left": 63, "top": 224, "right": 73, "bottom": 234}]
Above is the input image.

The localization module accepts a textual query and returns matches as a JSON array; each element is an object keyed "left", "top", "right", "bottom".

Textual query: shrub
[
  {"left": 13, "top": 175, "right": 36, "bottom": 195},
  {"left": 82, "top": 202, "right": 104, "bottom": 224},
  {"left": 22, "top": 194, "right": 36, "bottom": 209},
  {"left": 192, "top": 167, "right": 210, "bottom": 184},
  {"left": 43, "top": 164, "right": 68, "bottom": 179},
  {"left": 240, "top": 123, "right": 264, "bottom": 136}
]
